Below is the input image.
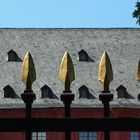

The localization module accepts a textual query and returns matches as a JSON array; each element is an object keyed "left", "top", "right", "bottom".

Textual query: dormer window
[
  {"left": 7, "top": 50, "right": 18, "bottom": 61},
  {"left": 79, "top": 85, "right": 90, "bottom": 98},
  {"left": 41, "top": 85, "right": 57, "bottom": 99},
  {"left": 3, "top": 85, "right": 16, "bottom": 98},
  {"left": 78, "top": 85, "right": 96, "bottom": 99},
  {"left": 116, "top": 85, "right": 127, "bottom": 98},
  {"left": 78, "top": 50, "right": 89, "bottom": 61}
]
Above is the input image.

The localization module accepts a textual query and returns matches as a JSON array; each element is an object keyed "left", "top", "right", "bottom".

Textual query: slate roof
[{"left": 0, "top": 28, "right": 140, "bottom": 108}]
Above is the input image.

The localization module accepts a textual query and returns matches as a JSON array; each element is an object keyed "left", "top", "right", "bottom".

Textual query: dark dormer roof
[
  {"left": 3, "top": 85, "right": 19, "bottom": 98},
  {"left": 116, "top": 85, "right": 126, "bottom": 91},
  {"left": 41, "top": 84, "right": 51, "bottom": 90},
  {"left": 41, "top": 85, "right": 58, "bottom": 99},
  {"left": 116, "top": 85, "right": 127, "bottom": 98},
  {"left": 7, "top": 50, "right": 22, "bottom": 62},
  {"left": 78, "top": 85, "right": 96, "bottom": 99},
  {"left": 116, "top": 85, "right": 134, "bottom": 99},
  {"left": 78, "top": 49, "right": 89, "bottom": 61}
]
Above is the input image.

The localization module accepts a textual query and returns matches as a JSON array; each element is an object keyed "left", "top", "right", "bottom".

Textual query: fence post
[
  {"left": 98, "top": 51, "right": 114, "bottom": 140},
  {"left": 21, "top": 91, "right": 36, "bottom": 140},
  {"left": 21, "top": 52, "right": 36, "bottom": 140},
  {"left": 59, "top": 52, "right": 75, "bottom": 140},
  {"left": 61, "top": 91, "right": 75, "bottom": 140},
  {"left": 99, "top": 93, "right": 113, "bottom": 140}
]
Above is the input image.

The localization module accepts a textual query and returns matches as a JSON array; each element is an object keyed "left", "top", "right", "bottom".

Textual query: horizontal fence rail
[{"left": 0, "top": 118, "right": 140, "bottom": 132}]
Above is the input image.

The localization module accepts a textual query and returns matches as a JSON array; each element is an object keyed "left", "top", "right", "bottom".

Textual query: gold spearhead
[
  {"left": 59, "top": 52, "right": 75, "bottom": 92},
  {"left": 136, "top": 59, "right": 140, "bottom": 81},
  {"left": 98, "top": 51, "right": 113, "bottom": 93},
  {"left": 21, "top": 52, "right": 36, "bottom": 91}
]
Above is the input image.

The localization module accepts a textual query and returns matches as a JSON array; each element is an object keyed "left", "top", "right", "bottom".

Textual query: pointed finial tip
[
  {"left": 25, "top": 51, "right": 30, "bottom": 55},
  {"left": 98, "top": 51, "right": 113, "bottom": 92},
  {"left": 24, "top": 52, "right": 31, "bottom": 59},
  {"left": 59, "top": 52, "right": 75, "bottom": 92},
  {"left": 103, "top": 51, "right": 108, "bottom": 56},
  {"left": 22, "top": 52, "right": 36, "bottom": 91},
  {"left": 64, "top": 51, "right": 70, "bottom": 57},
  {"left": 136, "top": 59, "right": 140, "bottom": 81}
]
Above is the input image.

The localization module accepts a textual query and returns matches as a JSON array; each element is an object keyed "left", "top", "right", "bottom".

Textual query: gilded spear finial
[
  {"left": 21, "top": 52, "right": 36, "bottom": 91},
  {"left": 136, "top": 59, "right": 140, "bottom": 81},
  {"left": 59, "top": 52, "right": 75, "bottom": 92},
  {"left": 98, "top": 51, "right": 113, "bottom": 93}
]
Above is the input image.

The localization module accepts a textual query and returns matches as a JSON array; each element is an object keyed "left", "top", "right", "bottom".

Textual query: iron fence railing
[{"left": 1, "top": 51, "right": 139, "bottom": 140}]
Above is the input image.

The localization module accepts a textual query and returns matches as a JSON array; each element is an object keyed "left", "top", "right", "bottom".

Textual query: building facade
[{"left": 0, "top": 28, "right": 140, "bottom": 140}]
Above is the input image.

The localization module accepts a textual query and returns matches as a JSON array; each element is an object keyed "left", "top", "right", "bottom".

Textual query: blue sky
[{"left": 0, "top": 0, "right": 139, "bottom": 28}]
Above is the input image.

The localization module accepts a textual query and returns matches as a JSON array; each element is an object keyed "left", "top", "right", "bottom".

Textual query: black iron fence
[
  {"left": 1, "top": 51, "right": 139, "bottom": 140},
  {"left": 0, "top": 90, "right": 139, "bottom": 140}
]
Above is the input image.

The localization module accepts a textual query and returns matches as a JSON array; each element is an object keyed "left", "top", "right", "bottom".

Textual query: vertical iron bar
[
  {"left": 104, "top": 101, "right": 110, "bottom": 140},
  {"left": 99, "top": 93, "right": 113, "bottom": 140},
  {"left": 65, "top": 104, "right": 70, "bottom": 118},
  {"left": 21, "top": 91, "right": 36, "bottom": 140},
  {"left": 65, "top": 103, "right": 71, "bottom": 140},
  {"left": 26, "top": 103, "right": 32, "bottom": 140},
  {"left": 104, "top": 101, "right": 109, "bottom": 117},
  {"left": 60, "top": 93, "right": 74, "bottom": 140}
]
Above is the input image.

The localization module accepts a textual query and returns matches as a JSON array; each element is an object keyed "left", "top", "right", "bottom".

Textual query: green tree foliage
[{"left": 133, "top": 2, "right": 140, "bottom": 25}]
